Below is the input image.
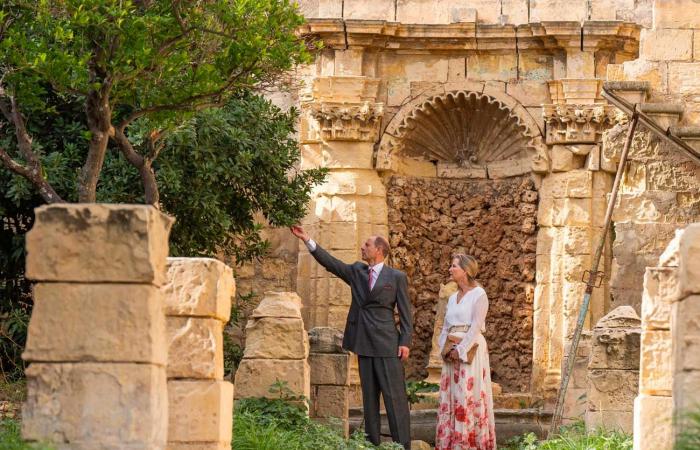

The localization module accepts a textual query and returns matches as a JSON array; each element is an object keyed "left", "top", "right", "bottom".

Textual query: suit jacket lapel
[{"left": 369, "top": 265, "right": 391, "bottom": 300}]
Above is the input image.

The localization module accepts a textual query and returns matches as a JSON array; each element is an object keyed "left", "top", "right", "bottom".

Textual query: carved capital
[
  {"left": 308, "top": 101, "right": 384, "bottom": 142},
  {"left": 543, "top": 104, "right": 618, "bottom": 144}
]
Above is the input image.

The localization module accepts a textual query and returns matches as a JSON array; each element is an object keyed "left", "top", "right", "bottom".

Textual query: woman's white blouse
[{"left": 438, "top": 286, "right": 489, "bottom": 362}]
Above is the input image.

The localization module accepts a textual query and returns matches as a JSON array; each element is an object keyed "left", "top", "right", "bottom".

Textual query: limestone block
[
  {"left": 234, "top": 359, "right": 310, "bottom": 400},
  {"left": 334, "top": 49, "right": 363, "bottom": 76},
  {"left": 26, "top": 204, "right": 173, "bottom": 285},
  {"left": 320, "top": 142, "right": 374, "bottom": 169},
  {"left": 679, "top": 225, "right": 700, "bottom": 298},
  {"left": 538, "top": 198, "right": 592, "bottom": 227},
  {"left": 639, "top": 330, "right": 672, "bottom": 396},
  {"left": 633, "top": 394, "right": 673, "bottom": 450},
  {"left": 506, "top": 81, "right": 550, "bottom": 107},
  {"left": 589, "top": 328, "right": 640, "bottom": 371},
  {"left": 167, "top": 317, "right": 223, "bottom": 379},
  {"left": 654, "top": 0, "right": 700, "bottom": 28},
  {"left": 588, "top": 0, "right": 635, "bottom": 20},
  {"left": 396, "top": 0, "right": 477, "bottom": 24},
  {"left": 22, "top": 363, "right": 167, "bottom": 449},
  {"left": 23, "top": 283, "right": 166, "bottom": 365},
  {"left": 467, "top": 53, "right": 518, "bottom": 81},
  {"left": 669, "top": 63, "right": 700, "bottom": 95},
  {"left": 168, "top": 380, "right": 233, "bottom": 443},
  {"left": 540, "top": 170, "right": 592, "bottom": 199},
  {"left": 562, "top": 387, "right": 587, "bottom": 421},
  {"left": 448, "top": 57, "right": 466, "bottom": 81},
  {"left": 673, "top": 296, "right": 700, "bottom": 373},
  {"left": 695, "top": 32, "right": 700, "bottom": 62},
  {"left": 310, "top": 353, "right": 350, "bottom": 386},
  {"left": 250, "top": 291, "right": 303, "bottom": 319},
  {"left": 640, "top": 29, "right": 693, "bottom": 62},
  {"left": 585, "top": 409, "right": 633, "bottom": 434},
  {"left": 309, "top": 327, "right": 345, "bottom": 353},
  {"left": 587, "top": 369, "right": 638, "bottom": 411},
  {"left": 486, "top": 158, "right": 530, "bottom": 179},
  {"left": 311, "top": 385, "right": 349, "bottom": 418},
  {"left": 529, "top": 0, "right": 587, "bottom": 21},
  {"left": 343, "top": 0, "right": 394, "bottom": 20},
  {"left": 618, "top": 59, "right": 668, "bottom": 94},
  {"left": 610, "top": 192, "right": 677, "bottom": 224},
  {"left": 551, "top": 146, "right": 585, "bottom": 172},
  {"left": 595, "top": 306, "right": 641, "bottom": 329},
  {"left": 164, "top": 258, "right": 234, "bottom": 322},
  {"left": 501, "top": 0, "right": 529, "bottom": 25},
  {"left": 641, "top": 267, "right": 677, "bottom": 330},
  {"left": 244, "top": 317, "right": 309, "bottom": 360}
]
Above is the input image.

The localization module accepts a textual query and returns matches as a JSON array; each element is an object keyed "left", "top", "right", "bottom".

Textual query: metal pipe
[{"left": 548, "top": 110, "right": 640, "bottom": 437}]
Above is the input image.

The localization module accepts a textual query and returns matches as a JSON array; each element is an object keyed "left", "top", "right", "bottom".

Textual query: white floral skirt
[{"left": 435, "top": 333, "right": 496, "bottom": 450}]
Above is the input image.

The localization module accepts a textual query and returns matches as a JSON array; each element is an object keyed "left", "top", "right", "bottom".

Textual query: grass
[
  {"left": 504, "top": 421, "right": 632, "bottom": 450},
  {"left": 676, "top": 406, "right": 700, "bottom": 450},
  {"left": 0, "top": 419, "right": 53, "bottom": 450},
  {"left": 0, "top": 380, "right": 26, "bottom": 404}
]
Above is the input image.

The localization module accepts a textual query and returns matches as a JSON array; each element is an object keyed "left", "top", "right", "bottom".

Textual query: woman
[{"left": 435, "top": 254, "right": 496, "bottom": 450}]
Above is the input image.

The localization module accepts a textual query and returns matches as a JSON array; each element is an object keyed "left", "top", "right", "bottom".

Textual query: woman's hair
[{"left": 453, "top": 253, "right": 479, "bottom": 283}]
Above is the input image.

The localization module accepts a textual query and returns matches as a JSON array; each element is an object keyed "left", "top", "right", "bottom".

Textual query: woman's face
[{"left": 448, "top": 257, "right": 466, "bottom": 282}]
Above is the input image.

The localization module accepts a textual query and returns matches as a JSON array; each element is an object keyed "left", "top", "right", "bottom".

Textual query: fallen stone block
[
  {"left": 26, "top": 204, "right": 173, "bottom": 285},
  {"left": 163, "top": 258, "right": 234, "bottom": 322},
  {"left": 22, "top": 363, "right": 167, "bottom": 449},
  {"left": 24, "top": 283, "right": 166, "bottom": 365},
  {"left": 168, "top": 380, "right": 233, "bottom": 444},
  {"left": 167, "top": 317, "right": 223, "bottom": 379}
]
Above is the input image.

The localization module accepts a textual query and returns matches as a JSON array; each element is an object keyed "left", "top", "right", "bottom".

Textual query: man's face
[{"left": 361, "top": 236, "right": 379, "bottom": 262}]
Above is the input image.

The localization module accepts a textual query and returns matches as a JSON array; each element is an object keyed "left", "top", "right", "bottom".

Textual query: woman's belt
[{"left": 448, "top": 324, "right": 470, "bottom": 333}]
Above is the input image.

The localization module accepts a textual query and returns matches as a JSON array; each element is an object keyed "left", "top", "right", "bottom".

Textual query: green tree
[{"left": 0, "top": 0, "right": 313, "bottom": 204}]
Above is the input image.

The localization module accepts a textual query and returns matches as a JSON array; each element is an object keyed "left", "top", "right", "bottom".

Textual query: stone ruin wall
[{"left": 386, "top": 175, "right": 537, "bottom": 391}]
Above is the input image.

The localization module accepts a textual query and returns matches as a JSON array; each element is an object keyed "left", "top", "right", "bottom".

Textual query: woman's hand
[{"left": 447, "top": 348, "right": 460, "bottom": 363}]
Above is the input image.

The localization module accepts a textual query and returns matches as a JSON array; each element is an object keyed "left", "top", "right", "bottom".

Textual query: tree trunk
[
  {"left": 79, "top": 90, "right": 112, "bottom": 203},
  {"left": 140, "top": 163, "right": 159, "bottom": 206}
]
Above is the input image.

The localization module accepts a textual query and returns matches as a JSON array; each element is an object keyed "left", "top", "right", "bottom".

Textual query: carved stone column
[
  {"left": 536, "top": 78, "right": 617, "bottom": 401},
  {"left": 297, "top": 75, "right": 387, "bottom": 407}
]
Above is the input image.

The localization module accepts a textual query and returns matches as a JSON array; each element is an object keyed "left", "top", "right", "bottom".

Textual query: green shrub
[
  {"left": 234, "top": 381, "right": 403, "bottom": 450},
  {"left": 405, "top": 380, "right": 439, "bottom": 406},
  {"left": 503, "top": 422, "right": 632, "bottom": 450},
  {"left": 676, "top": 406, "right": 700, "bottom": 450},
  {"left": 0, "top": 419, "right": 53, "bottom": 450}
]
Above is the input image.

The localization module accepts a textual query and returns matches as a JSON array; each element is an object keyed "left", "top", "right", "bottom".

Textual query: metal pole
[{"left": 547, "top": 110, "right": 640, "bottom": 438}]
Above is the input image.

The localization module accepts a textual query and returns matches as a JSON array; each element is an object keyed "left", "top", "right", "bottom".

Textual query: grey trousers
[{"left": 358, "top": 355, "right": 411, "bottom": 449}]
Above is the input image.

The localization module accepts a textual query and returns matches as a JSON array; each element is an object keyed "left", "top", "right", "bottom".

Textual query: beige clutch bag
[{"left": 441, "top": 335, "right": 478, "bottom": 364}]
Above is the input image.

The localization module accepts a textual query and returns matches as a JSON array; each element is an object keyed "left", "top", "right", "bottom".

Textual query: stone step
[
  {"left": 603, "top": 81, "right": 650, "bottom": 104},
  {"left": 349, "top": 406, "right": 552, "bottom": 446},
  {"left": 672, "top": 126, "right": 700, "bottom": 151},
  {"left": 639, "top": 102, "right": 684, "bottom": 129}
]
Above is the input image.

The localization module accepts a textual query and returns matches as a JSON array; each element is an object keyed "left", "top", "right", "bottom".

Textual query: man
[{"left": 290, "top": 225, "right": 413, "bottom": 449}]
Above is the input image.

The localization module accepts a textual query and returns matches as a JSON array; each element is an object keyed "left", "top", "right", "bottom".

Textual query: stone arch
[{"left": 375, "top": 86, "right": 548, "bottom": 176}]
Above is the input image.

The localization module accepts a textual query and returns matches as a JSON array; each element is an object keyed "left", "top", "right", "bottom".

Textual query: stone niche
[{"left": 386, "top": 175, "right": 537, "bottom": 391}]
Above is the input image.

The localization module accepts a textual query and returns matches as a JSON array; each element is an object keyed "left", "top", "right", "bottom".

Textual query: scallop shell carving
[{"left": 394, "top": 91, "right": 535, "bottom": 167}]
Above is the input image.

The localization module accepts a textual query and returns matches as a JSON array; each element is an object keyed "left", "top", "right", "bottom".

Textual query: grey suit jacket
[{"left": 310, "top": 244, "right": 413, "bottom": 357}]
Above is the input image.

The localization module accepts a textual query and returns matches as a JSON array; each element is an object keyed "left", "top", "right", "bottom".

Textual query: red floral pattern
[{"left": 435, "top": 334, "right": 496, "bottom": 450}]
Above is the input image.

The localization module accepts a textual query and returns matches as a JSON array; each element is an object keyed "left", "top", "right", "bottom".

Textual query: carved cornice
[
  {"left": 307, "top": 101, "right": 384, "bottom": 142},
  {"left": 543, "top": 104, "right": 619, "bottom": 144},
  {"left": 298, "top": 19, "right": 640, "bottom": 55}
]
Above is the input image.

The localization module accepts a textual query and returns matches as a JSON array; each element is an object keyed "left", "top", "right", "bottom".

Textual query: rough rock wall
[{"left": 386, "top": 175, "right": 537, "bottom": 392}]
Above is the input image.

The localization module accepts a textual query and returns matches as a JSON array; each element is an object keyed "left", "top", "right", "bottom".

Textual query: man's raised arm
[{"left": 290, "top": 225, "right": 353, "bottom": 284}]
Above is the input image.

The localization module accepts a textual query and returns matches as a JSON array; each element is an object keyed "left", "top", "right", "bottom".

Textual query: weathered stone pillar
[
  {"left": 298, "top": 74, "right": 387, "bottom": 406},
  {"left": 163, "top": 258, "right": 235, "bottom": 450},
  {"left": 671, "top": 224, "right": 700, "bottom": 439},
  {"left": 584, "top": 306, "right": 640, "bottom": 433},
  {"left": 560, "top": 332, "right": 591, "bottom": 424},
  {"left": 308, "top": 327, "right": 350, "bottom": 436},
  {"left": 22, "top": 204, "right": 173, "bottom": 450},
  {"left": 633, "top": 238, "right": 677, "bottom": 450},
  {"left": 234, "top": 292, "right": 310, "bottom": 402},
  {"left": 536, "top": 77, "right": 616, "bottom": 399}
]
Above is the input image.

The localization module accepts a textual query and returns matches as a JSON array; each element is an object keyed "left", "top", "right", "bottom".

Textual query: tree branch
[
  {"left": 0, "top": 147, "right": 63, "bottom": 203},
  {"left": 0, "top": 86, "right": 63, "bottom": 203},
  {"left": 112, "top": 127, "right": 160, "bottom": 206}
]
